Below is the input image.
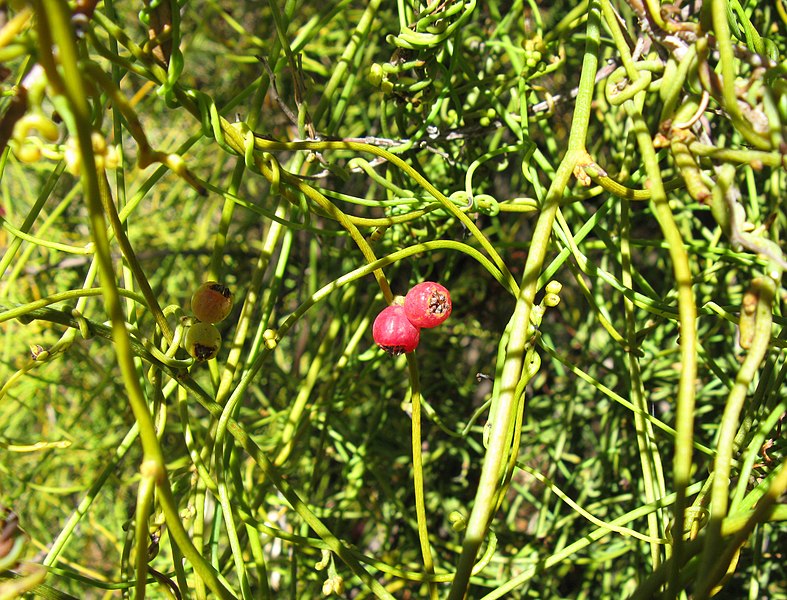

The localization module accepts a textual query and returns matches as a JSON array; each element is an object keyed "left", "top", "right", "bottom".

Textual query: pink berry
[
  {"left": 373, "top": 305, "right": 420, "bottom": 355},
  {"left": 403, "top": 282, "right": 452, "bottom": 328}
]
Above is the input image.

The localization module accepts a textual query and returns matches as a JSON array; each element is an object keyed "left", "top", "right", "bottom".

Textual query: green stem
[
  {"left": 96, "top": 171, "right": 173, "bottom": 341},
  {"left": 711, "top": 0, "right": 770, "bottom": 150},
  {"left": 35, "top": 2, "right": 234, "bottom": 597},
  {"left": 622, "top": 195, "right": 666, "bottom": 569},
  {"left": 623, "top": 73, "right": 699, "bottom": 600},
  {"left": 407, "top": 356, "right": 438, "bottom": 599},
  {"left": 600, "top": 0, "right": 667, "bottom": 571},
  {"left": 134, "top": 474, "right": 157, "bottom": 599},
  {"left": 484, "top": 479, "right": 709, "bottom": 599},
  {"left": 311, "top": 0, "right": 383, "bottom": 128},
  {"left": 448, "top": 2, "right": 602, "bottom": 597},
  {"left": 42, "top": 424, "right": 140, "bottom": 566},
  {"left": 694, "top": 277, "right": 775, "bottom": 598}
]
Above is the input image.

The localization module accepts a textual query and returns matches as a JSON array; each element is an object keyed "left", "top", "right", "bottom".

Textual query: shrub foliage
[{"left": 1, "top": 0, "right": 786, "bottom": 597}]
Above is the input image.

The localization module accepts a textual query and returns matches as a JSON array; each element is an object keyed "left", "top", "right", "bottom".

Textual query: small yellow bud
[
  {"left": 448, "top": 510, "right": 467, "bottom": 532},
  {"left": 544, "top": 293, "right": 560, "bottom": 307},
  {"left": 368, "top": 63, "right": 384, "bottom": 87},
  {"left": 545, "top": 280, "right": 562, "bottom": 295},
  {"left": 263, "top": 329, "right": 278, "bottom": 349}
]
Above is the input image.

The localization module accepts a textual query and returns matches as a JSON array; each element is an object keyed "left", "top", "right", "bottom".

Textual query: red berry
[
  {"left": 373, "top": 305, "right": 420, "bottom": 355},
  {"left": 403, "top": 282, "right": 452, "bottom": 328}
]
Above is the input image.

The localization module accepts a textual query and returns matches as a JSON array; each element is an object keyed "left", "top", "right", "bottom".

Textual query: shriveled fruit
[
  {"left": 373, "top": 305, "right": 420, "bottom": 355},
  {"left": 191, "top": 281, "right": 233, "bottom": 324},
  {"left": 403, "top": 281, "right": 452, "bottom": 328}
]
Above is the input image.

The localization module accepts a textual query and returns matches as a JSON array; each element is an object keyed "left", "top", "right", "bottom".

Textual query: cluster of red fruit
[{"left": 372, "top": 282, "right": 452, "bottom": 355}]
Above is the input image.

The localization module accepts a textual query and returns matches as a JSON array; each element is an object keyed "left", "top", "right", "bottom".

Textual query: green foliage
[{"left": 1, "top": 0, "right": 786, "bottom": 598}]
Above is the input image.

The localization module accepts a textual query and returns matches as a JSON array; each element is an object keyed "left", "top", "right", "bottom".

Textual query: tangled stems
[
  {"left": 2, "top": 302, "right": 396, "bottom": 594},
  {"left": 8, "top": 0, "right": 784, "bottom": 596},
  {"left": 194, "top": 239, "right": 508, "bottom": 597},
  {"left": 711, "top": 0, "right": 771, "bottom": 150},
  {"left": 621, "top": 189, "right": 667, "bottom": 567},
  {"left": 180, "top": 375, "right": 399, "bottom": 599},
  {"left": 4, "top": 224, "right": 506, "bottom": 566},
  {"left": 695, "top": 277, "right": 776, "bottom": 597},
  {"left": 482, "top": 478, "right": 702, "bottom": 600},
  {"left": 616, "top": 491, "right": 787, "bottom": 600},
  {"left": 96, "top": 171, "right": 174, "bottom": 341},
  {"left": 249, "top": 137, "right": 513, "bottom": 287},
  {"left": 86, "top": 9, "right": 515, "bottom": 296},
  {"left": 618, "top": 46, "right": 699, "bottom": 600},
  {"left": 448, "top": 1, "right": 602, "bottom": 597},
  {"left": 34, "top": 2, "right": 233, "bottom": 597},
  {"left": 220, "top": 238, "right": 516, "bottom": 435}
]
